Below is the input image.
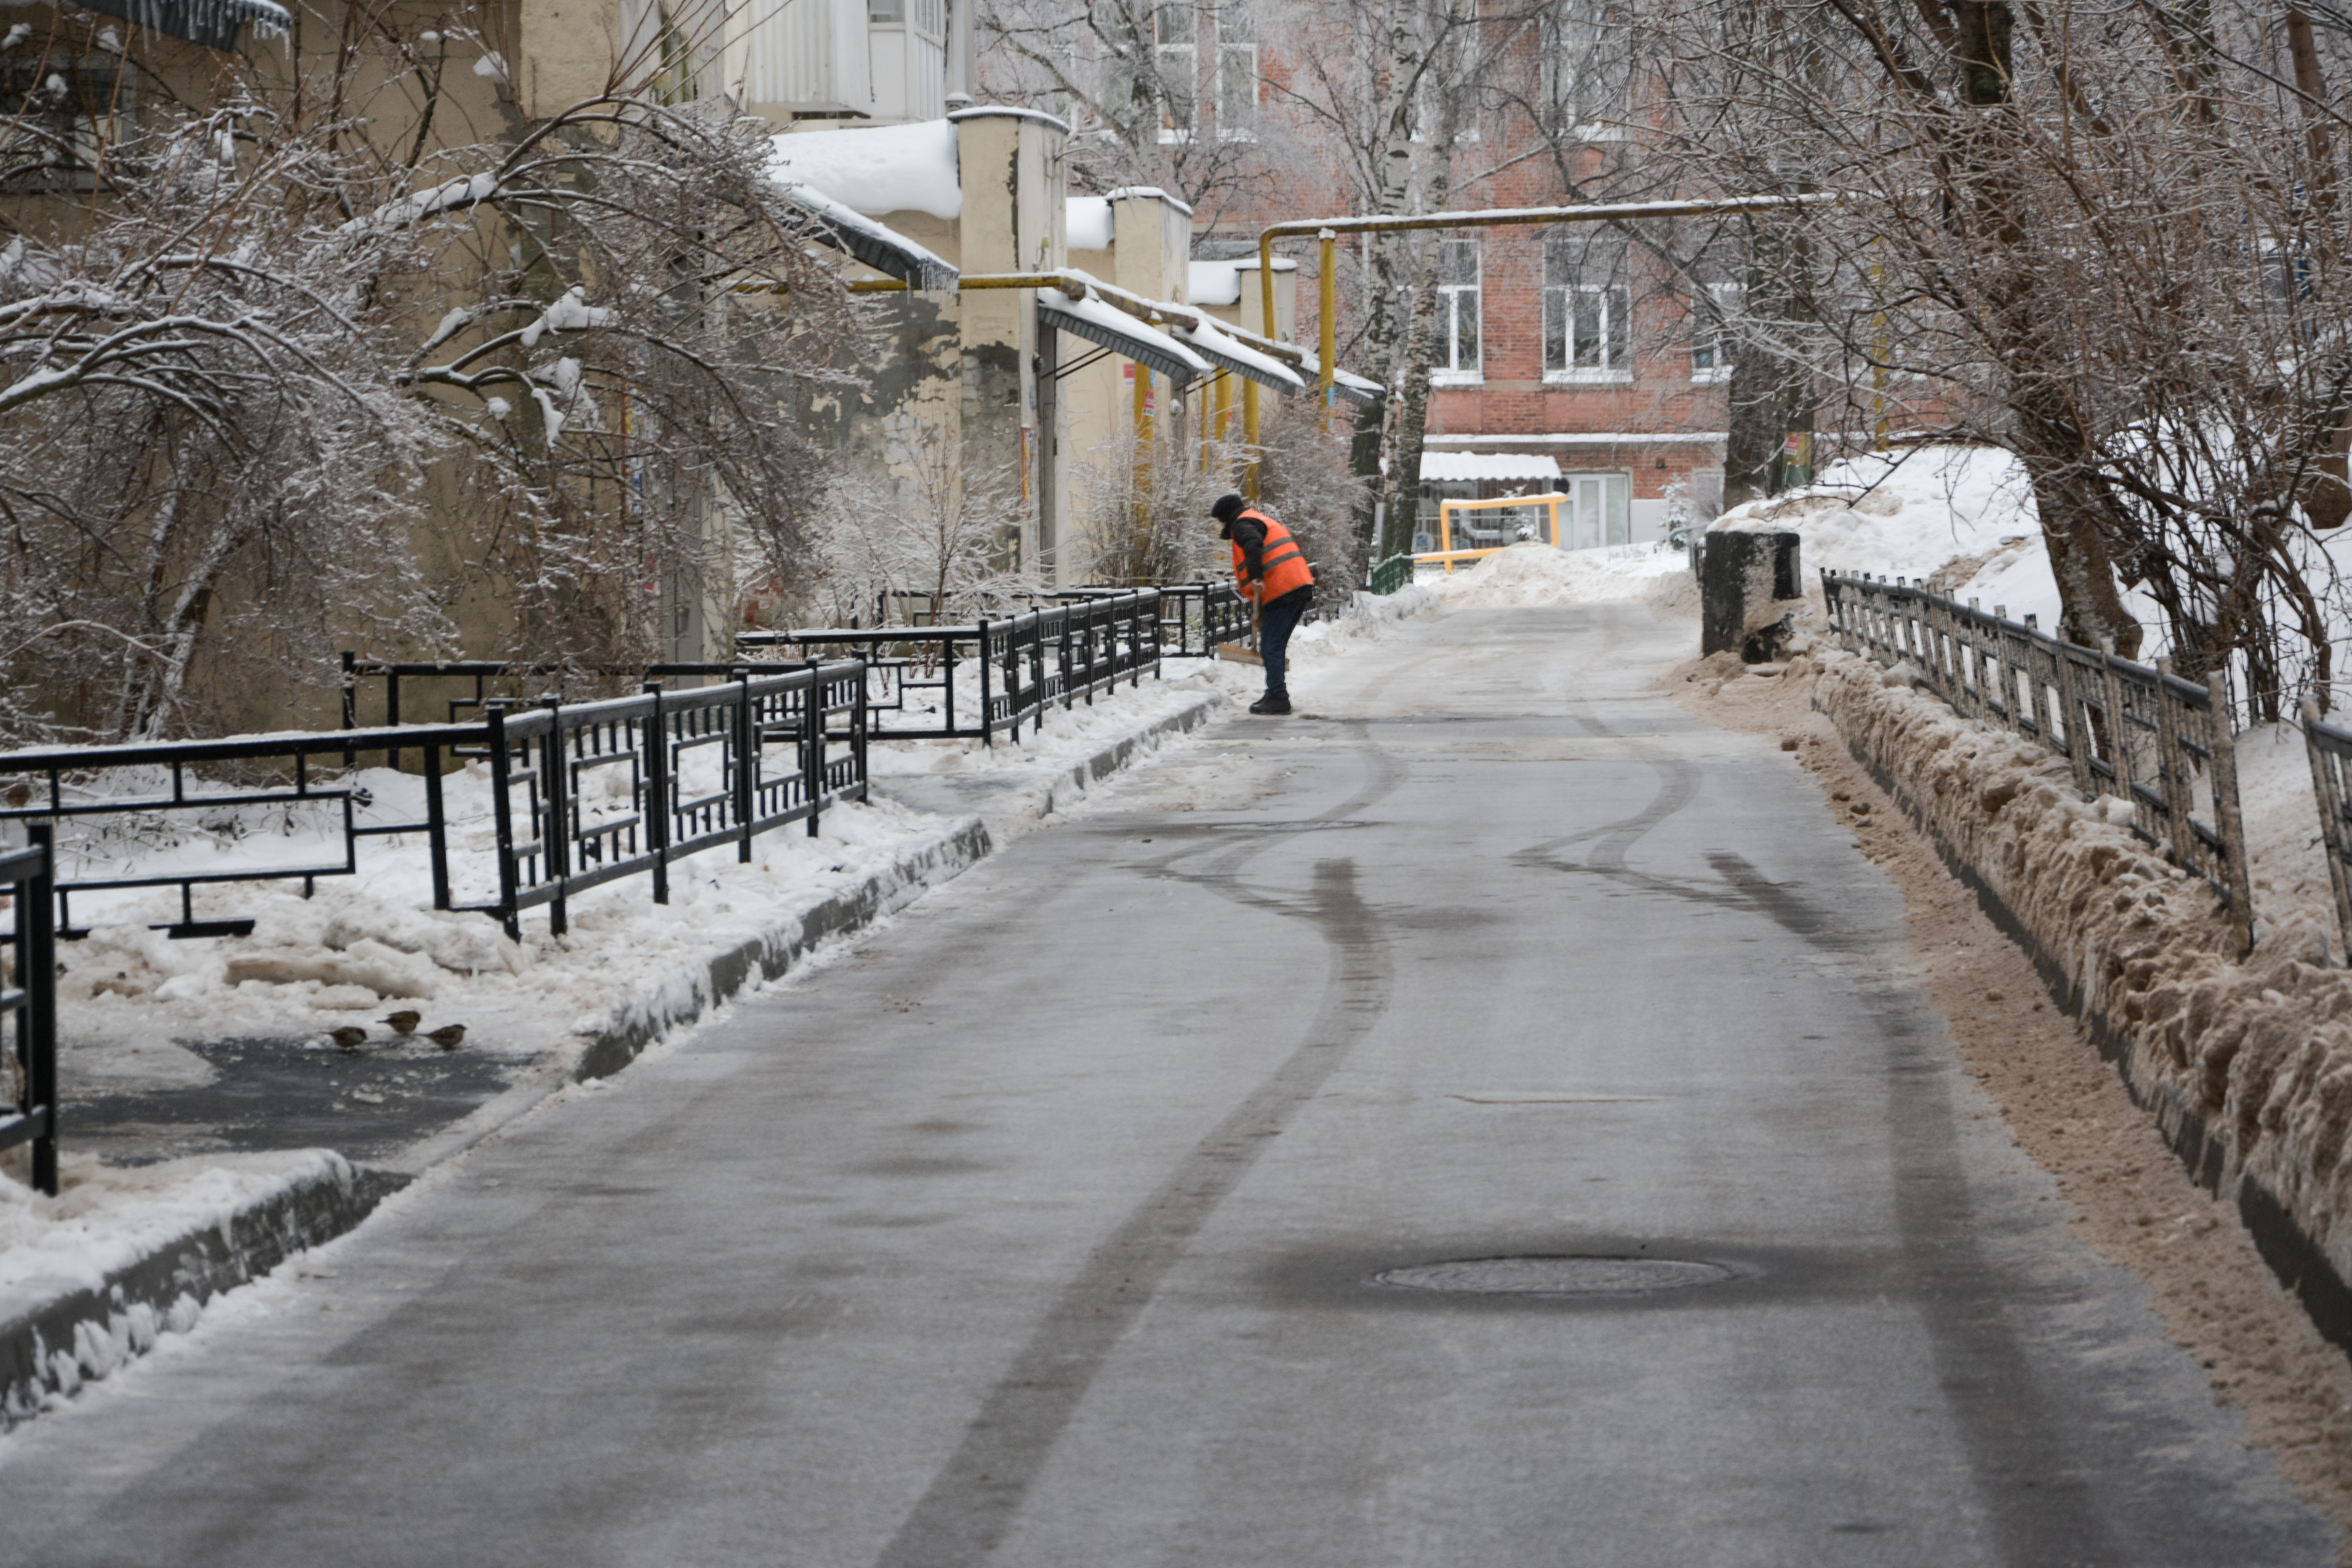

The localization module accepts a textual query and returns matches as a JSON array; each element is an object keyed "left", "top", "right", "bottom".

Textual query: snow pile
[
  {"left": 1810, "top": 647, "right": 2352, "bottom": 1295},
  {"left": 0, "top": 1150, "right": 347, "bottom": 1315},
  {"left": 1424, "top": 540, "right": 1694, "bottom": 611},
  {"left": 1712, "top": 445, "right": 2060, "bottom": 626},
  {"left": 768, "top": 120, "right": 961, "bottom": 220}
]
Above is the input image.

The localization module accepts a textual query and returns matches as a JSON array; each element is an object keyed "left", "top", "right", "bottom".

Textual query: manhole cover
[{"left": 1372, "top": 1256, "right": 1734, "bottom": 1296}]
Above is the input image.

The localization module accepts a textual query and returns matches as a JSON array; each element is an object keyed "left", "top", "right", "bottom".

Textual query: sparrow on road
[
  {"left": 380, "top": 1010, "right": 421, "bottom": 1035},
  {"left": 428, "top": 1024, "right": 466, "bottom": 1049},
  {"left": 331, "top": 1026, "right": 368, "bottom": 1050}
]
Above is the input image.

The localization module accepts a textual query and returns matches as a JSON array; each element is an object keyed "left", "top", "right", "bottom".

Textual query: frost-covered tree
[
  {"left": 1645, "top": 0, "right": 2352, "bottom": 715},
  {"left": 0, "top": 2, "right": 862, "bottom": 742}
]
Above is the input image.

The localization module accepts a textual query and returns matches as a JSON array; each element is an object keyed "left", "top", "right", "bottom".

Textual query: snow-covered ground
[{"left": 1709, "top": 444, "right": 2063, "bottom": 628}]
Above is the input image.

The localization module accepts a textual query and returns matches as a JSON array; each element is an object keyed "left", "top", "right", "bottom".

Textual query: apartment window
[
  {"left": 1543, "top": 229, "right": 1629, "bottom": 380},
  {"left": 1539, "top": 0, "right": 1629, "bottom": 136},
  {"left": 1690, "top": 281, "right": 1740, "bottom": 382},
  {"left": 2, "top": 63, "right": 132, "bottom": 191},
  {"left": 1412, "top": 20, "right": 1481, "bottom": 143},
  {"left": 1217, "top": 0, "right": 1256, "bottom": 136},
  {"left": 1155, "top": 1, "right": 1196, "bottom": 139},
  {"left": 1436, "top": 237, "right": 1482, "bottom": 380}
]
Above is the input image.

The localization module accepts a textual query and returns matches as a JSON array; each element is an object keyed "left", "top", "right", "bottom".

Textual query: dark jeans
[{"left": 1258, "top": 586, "right": 1312, "bottom": 699}]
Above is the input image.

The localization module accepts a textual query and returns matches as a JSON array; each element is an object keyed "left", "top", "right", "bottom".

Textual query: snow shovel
[{"left": 1216, "top": 600, "right": 1264, "bottom": 666}]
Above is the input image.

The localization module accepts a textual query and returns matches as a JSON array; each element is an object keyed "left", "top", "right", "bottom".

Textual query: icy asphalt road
[{"left": 0, "top": 602, "right": 2335, "bottom": 1567}]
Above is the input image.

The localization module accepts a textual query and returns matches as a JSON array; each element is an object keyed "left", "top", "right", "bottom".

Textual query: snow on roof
[
  {"left": 770, "top": 120, "right": 960, "bottom": 221},
  {"left": 1293, "top": 350, "right": 1385, "bottom": 404},
  {"left": 1105, "top": 186, "right": 1196, "bottom": 218},
  {"left": 1177, "top": 317, "right": 1306, "bottom": 392},
  {"left": 946, "top": 105, "right": 1074, "bottom": 135},
  {"left": 1420, "top": 452, "right": 1563, "bottom": 483},
  {"left": 1068, "top": 198, "right": 1114, "bottom": 253},
  {"left": 1189, "top": 258, "right": 1305, "bottom": 307},
  {"left": 778, "top": 183, "right": 958, "bottom": 291},
  {"left": 1040, "top": 293, "right": 1211, "bottom": 381},
  {"left": 1187, "top": 261, "right": 1243, "bottom": 306}
]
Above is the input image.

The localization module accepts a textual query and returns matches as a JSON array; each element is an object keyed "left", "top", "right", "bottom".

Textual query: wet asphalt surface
[
  {"left": 63, "top": 1037, "right": 515, "bottom": 1164},
  {"left": 0, "top": 602, "right": 2334, "bottom": 1566}
]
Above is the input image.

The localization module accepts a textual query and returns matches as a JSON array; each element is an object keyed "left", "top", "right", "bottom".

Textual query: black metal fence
[
  {"left": 2, "top": 827, "right": 57, "bottom": 1196},
  {"left": 0, "top": 664, "right": 868, "bottom": 945},
  {"left": 481, "top": 664, "right": 867, "bottom": 940},
  {"left": 738, "top": 588, "right": 1166, "bottom": 744},
  {"left": 1823, "top": 572, "right": 2255, "bottom": 952}
]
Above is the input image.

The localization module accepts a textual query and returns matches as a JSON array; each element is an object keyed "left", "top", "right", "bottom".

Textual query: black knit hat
[{"left": 1210, "top": 493, "right": 1247, "bottom": 524}]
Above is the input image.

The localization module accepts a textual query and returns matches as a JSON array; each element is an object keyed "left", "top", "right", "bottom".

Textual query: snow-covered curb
[
  {"left": 1812, "top": 649, "right": 2352, "bottom": 1353},
  {"left": 0, "top": 688, "right": 1225, "bottom": 1428},
  {"left": 2, "top": 1153, "right": 404, "bottom": 1426}
]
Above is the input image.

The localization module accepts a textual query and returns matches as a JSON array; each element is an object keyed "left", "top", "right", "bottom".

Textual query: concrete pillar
[{"left": 951, "top": 107, "right": 1068, "bottom": 574}]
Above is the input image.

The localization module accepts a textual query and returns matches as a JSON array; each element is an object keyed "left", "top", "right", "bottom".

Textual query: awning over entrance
[
  {"left": 1292, "top": 351, "right": 1385, "bottom": 407},
  {"left": 778, "top": 185, "right": 960, "bottom": 293},
  {"left": 78, "top": 0, "right": 288, "bottom": 48},
  {"left": 1419, "top": 451, "right": 1564, "bottom": 483},
  {"left": 1174, "top": 318, "right": 1306, "bottom": 394},
  {"left": 1039, "top": 294, "right": 1211, "bottom": 384}
]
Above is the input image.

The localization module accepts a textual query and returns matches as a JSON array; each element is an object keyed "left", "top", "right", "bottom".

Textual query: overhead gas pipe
[{"left": 1246, "top": 191, "right": 1846, "bottom": 492}]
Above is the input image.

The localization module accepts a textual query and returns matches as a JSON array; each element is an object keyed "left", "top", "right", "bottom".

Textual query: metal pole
[
  {"left": 486, "top": 707, "right": 521, "bottom": 944},
  {"left": 643, "top": 683, "right": 670, "bottom": 903},
  {"left": 1318, "top": 227, "right": 1337, "bottom": 416}
]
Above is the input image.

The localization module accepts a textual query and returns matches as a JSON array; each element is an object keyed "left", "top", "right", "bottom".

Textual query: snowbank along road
[{"left": 0, "top": 600, "right": 2333, "bottom": 1566}]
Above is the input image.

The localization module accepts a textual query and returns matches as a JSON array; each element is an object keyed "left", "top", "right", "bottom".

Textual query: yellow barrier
[{"left": 1429, "top": 493, "right": 1568, "bottom": 573}]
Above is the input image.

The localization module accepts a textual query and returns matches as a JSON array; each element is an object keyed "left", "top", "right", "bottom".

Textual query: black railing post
[
  {"left": 804, "top": 673, "right": 824, "bottom": 838},
  {"left": 487, "top": 707, "right": 522, "bottom": 942},
  {"left": 386, "top": 668, "right": 403, "bottom": 774},
  {"left": 25, "top": 822, "right": 57, "bottom": 1197},
  {"left": 339, "top": 651, "right": 358, "bottom": 772},
  {"left": 736, "top": 675, "right": 757, "bottom": 862},
  {"left": 539, "top": 699, "right": 570, "bottom": 939},
  {"left": 853, "top": 660, "right": 871, "bottom": 802},
  {"left": 643, "top": 683, "right": 671, "bottom": 905},
  {"left": 424, "top": 743, "right": 452, "bottom": 911},
  {"left": 978, "top": 618, "right": 994, "bottom": 748}
]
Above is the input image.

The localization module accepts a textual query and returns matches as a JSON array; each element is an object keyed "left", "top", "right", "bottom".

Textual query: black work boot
[{"left": 1248, "top": 693, "right": 1292, "bottom": 715}]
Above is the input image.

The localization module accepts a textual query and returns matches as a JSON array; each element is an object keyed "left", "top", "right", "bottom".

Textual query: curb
[
  {"left": 2, "top": 1162, "right": 408, "bottom": 1427},
  {"left": 1031, "top": 691, "right": 1221, "bottom": 820},
  {"left": 1826, "top": 714, "right": 2352, "bottom": 1368},
  {"left": 0, "top": 690, "right": 1224, "bottom": 1429}
]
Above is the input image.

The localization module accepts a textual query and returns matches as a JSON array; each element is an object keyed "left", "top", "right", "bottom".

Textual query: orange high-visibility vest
[{"left": 1229, "top": 509, "right": 1315, "bottom": 604}]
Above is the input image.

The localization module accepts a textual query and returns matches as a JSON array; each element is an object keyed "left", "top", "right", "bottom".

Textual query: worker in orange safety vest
[{"left": 1211, "top": 492, "right": 1315, "bottom": 715}]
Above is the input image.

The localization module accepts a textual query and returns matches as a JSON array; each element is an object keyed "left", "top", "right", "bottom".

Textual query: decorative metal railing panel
[
  {"left": 0, "top": 665, "right": 869, "bottom": 946},
  {"left": 0, "top": 828, "right": 57, "bottom": 1195},
  {"left": 740, "top": 588, "right": 1164, "bottom": 744},
  {"left": 1822, "top": 572, "right": 2254, "bottom": 952}
]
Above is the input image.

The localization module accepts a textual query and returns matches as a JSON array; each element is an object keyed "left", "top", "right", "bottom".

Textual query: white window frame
[
  {"left": 1433, "top": 236, "right": 1483, "bottom": 384},
  {"left": 1410, "top": 19, "right": 1481, "bottom": 145},
  {"left": 1690, "top": 281, "right": 1739, "bottom": 384},
  {"left": 1216, "top": 0, "right": 1256, "bottom": 139},
  {"left": 1, "top": 61, "right": 134, "bottom": 193},
  {"left": 1543, "top": 232, "right": 1630, "bottom": 384},
  {"left": 1155, "top": 0, "right": 1196, "bottom": 143},
  {"left": 1538, "top": 0, "right": 1629, "bottom": 141}
]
